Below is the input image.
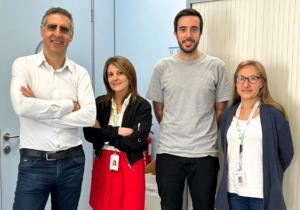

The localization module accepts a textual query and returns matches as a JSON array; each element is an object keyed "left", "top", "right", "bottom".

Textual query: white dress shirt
[{"left": 10, "top": 51, "right": 96, "bottom": 151}]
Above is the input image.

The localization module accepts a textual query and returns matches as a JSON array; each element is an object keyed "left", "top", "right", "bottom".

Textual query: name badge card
[
  {"left": 109, "top": 153, "right": 119, "bottom": 171},
  {"left": 234, "top": 170, "right": 246, "bottom": 188}
]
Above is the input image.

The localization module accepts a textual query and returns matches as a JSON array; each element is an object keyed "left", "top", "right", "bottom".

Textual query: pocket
[
  {"left": 19, "top": 156, "right": 40, "bottom": 168},
  {"left": 71, "top": 155, "right": 85, "bottom": 164}
]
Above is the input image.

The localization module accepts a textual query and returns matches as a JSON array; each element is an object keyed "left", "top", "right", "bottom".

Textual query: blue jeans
[
  {"left": 13, "top": 152, "right": 85, "bottom": 210},
  {"left": 228, "top": 193, "right": 264, "bottom": 210}
]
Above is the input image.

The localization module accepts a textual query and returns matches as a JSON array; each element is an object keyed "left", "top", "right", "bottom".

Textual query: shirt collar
[
  {"left": 111, "top": 93, "right": 131, "bottom": 111},
  {"left": 123, "top": 93, "right": 131, "bottom": 106},
  {"left": 36, "top": 50, "right": 73, "bottom": 73}
]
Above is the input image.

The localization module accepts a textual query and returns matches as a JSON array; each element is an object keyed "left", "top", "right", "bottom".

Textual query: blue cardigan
[{"left": 215, "top": 103, "right": 294, "bottom": 210}]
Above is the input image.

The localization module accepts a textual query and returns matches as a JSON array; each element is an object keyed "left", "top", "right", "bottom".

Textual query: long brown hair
[
  {"left": 101, "top": 55, "right": 139, "bottom": 105},
  {"left": 232, "top": 60, "right": 288, "bottom": 119}
]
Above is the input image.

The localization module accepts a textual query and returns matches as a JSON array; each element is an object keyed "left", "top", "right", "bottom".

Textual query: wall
[
  {"left": 115, "top": 0, "right": 186, "bottom": 157},
  {"left": 94, "top": 0, "right": 115, "bottom": 96},
  {"left": 192, "top": 0, "right": 300, "bottom": 210},
  {"left": 0, "top": 1, "right": 115, "bottom": 209}
]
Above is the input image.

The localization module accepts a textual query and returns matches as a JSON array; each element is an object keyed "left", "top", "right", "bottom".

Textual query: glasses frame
[
  {"left": 45, "top": 24, "right": 71, "bottom": 34},
  {"left": 236, "top": 75, "right": 261, "bottom": 84}
]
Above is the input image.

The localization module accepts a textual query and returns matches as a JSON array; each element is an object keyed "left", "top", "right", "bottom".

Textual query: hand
[
  {"left": 94, "top": 120, "right": 101, "bottom": 128},
  {"left": 118, "top": 127, "right": 133, "bottom": 136},
  {"left": 73, "top": 101, "right": 80, "bottom": 111},
  {"left": 20, "top": 85, "right": 35, "bottom": 97}
]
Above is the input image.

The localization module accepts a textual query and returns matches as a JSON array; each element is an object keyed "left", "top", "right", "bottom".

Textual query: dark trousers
[
  {"left": 13, "top": 150, "right": 85, "bottom": 210},
  {"left": 156, "top": 154, "right": 219, "bottom": 210}
]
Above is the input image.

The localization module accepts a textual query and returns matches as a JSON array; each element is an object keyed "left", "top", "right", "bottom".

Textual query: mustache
[{"left": 182, "top": 38, "right": 195, "bottom": 43}]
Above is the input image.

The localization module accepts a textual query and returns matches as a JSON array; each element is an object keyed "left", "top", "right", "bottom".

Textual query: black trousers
[{"left": 156, "top": 154, "right": 219, "bottom": 210}]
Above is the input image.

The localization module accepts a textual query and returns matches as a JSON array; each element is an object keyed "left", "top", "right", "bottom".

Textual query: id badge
[
  {"left": 234, "top": 170, "right": 246, "bottom": 187},
  {"left": 109, "top": 153, "right": 119, "bottom": 171}
]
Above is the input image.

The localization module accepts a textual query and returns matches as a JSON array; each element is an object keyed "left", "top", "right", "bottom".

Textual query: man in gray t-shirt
[{"left": 147, "top": 8, "right": 230, "bottom": 210}]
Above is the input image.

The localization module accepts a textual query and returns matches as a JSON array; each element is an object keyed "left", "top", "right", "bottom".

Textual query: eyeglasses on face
[
  {"left": 236, "top": 75, "right": 261, "bottom": 84},
  {"left": 45, "top": 24, "right": 71, "bottom": 34}
]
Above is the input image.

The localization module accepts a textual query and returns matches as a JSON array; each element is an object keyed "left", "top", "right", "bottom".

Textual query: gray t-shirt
[{"left": 146, "top": 54, "right": 231, "bottom": 157}]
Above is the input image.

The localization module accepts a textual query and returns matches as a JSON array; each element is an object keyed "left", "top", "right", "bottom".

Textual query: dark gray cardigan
[{"left": 215, "top": 103, "right": 294, "bottom": 210}]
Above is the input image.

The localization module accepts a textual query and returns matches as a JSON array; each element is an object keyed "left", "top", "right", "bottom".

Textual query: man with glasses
[
  {"left": 147, "top": 8, "right": 230, "bottom": 210},
  {"left": 10, "top": 7, "right": 96, "bottom": 210}
]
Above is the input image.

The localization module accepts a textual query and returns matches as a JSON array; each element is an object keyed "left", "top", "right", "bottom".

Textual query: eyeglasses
[
  {"left": 45, "top": 24, "right": 71, "bottom": 34},
  {"left": 236, "top": 75, "right": 261, "bottom": 84}
]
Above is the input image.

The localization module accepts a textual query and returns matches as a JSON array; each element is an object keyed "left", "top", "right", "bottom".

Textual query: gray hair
[{"left": 41, "top": 7, "right": 74, "bottom": 34}]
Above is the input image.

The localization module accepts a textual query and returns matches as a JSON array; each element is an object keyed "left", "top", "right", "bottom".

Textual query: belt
[{"left": 20, "top": 145, "right": 84, "bottom": 160}]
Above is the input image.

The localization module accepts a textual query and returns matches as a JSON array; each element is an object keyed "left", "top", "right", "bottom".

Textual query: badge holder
[
  {"left": 234, "top": 170, "right": 246, "bottom": 188},
  {"left": 109, "top": 153, "right": 119, "bottom": 171}
]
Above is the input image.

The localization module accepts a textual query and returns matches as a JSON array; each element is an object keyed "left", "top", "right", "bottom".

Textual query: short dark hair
[
  {"left": 41, "top": 7, "right": 74, "bottom": 34},
  {"left": 174, "top": 8, "right": 203, "bottom": 33}
]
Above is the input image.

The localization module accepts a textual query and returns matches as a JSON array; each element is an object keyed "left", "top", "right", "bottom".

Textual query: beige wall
[{"left": 192, "top": 0, "right": 300, "bottom": 209}]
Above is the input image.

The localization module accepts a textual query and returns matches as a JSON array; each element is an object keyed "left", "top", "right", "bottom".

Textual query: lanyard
[{"left": 235, "top": 101, "right": 260, "bottom": 170}]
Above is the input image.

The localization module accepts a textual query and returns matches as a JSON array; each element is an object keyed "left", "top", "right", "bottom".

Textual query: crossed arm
[
  {"left": 93, "top": 119, "right": 133, "bottom": 136},
  {"left": 20, "top": 85, "right": 80, "bottom": 112},
  {"left": 10, "top": 62, "right": 96, "bottom": 128}
]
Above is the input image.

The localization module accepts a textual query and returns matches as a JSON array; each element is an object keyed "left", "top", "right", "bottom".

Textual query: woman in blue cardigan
[
  {"left": 83, "top": 56, "right": 152, "bottom": 210},
  {"left": 215, "top": 60, "right": 293, "bottom": 210}
]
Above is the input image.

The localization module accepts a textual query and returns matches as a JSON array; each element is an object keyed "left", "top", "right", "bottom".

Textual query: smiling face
[
  {"left": 174, "top": 15, "right": 201, "bottom": 54},
  {"left": 236, "top": 65, "right": 264, "bottom": 103},
  {"left": 107, "top": 64, "right": 130, "bottom": 97},
  {"left": 40, "top": 13, "right": 73, "bottom": 57}
]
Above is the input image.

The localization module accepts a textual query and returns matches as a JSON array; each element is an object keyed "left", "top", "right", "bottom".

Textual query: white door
[{"left": 0, "top": 1, "right": 93, "bottom": 210}]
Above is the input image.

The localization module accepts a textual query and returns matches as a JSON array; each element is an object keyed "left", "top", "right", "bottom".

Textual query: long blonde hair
[{"left": 232, "top": 60, "right": 288, "bottom": 119}]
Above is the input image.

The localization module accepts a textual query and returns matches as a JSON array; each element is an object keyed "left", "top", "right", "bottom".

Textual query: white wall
[{"left": 192, "top": 0, "right": 300, "bottom": 209}]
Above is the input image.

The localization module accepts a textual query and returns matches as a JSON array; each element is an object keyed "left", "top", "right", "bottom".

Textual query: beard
[{"left": 178, "top": 38, "right": 200, "bottom": 54}]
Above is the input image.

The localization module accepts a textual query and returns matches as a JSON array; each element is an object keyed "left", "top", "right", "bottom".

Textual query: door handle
[{"left": 3, "top": 132, "right": 19, "bottom": 141}]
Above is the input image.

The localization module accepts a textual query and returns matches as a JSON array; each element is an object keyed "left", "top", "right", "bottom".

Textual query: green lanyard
[{"left": 235, "top": 101, "right": 260, "bottom": 171}]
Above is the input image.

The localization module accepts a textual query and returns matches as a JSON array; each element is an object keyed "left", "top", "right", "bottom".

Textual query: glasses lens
[
  {"left": 248, "top": 76, "right": 258, "bottom": 83},
  {"left": 236, "top": 76, "right": 245, "bottom": 83},
  {"left": 47, "top": 24, "right": 57, "bottom": 31},
  {"left": 46, "top": 24, "right": 70, "bottom": 33},
  {"left": 60, "top": 26, "right": 70, "bottom": 33},
  {"left": 236, "top": 75, "right": 260, "bottom": 84}
]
